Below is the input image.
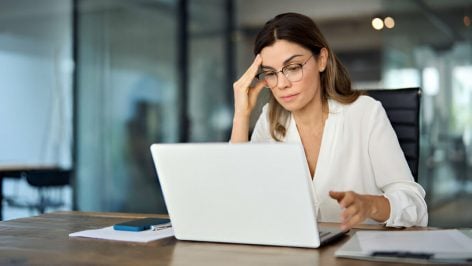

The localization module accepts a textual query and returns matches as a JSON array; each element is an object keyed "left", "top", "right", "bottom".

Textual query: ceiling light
[
  {"left": 372, "top": 17, "right": 384, "bottom": 30},
  {"left": 384, "top": 17, "right": 395, "bottom": 29}
]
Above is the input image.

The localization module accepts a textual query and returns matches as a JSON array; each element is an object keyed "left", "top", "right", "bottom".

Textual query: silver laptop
[{"left": 150, "top": 143, "right": 346, "bottom": 248}]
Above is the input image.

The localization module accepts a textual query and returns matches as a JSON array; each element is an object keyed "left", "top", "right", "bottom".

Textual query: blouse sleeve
[
  {"left": 250, "top": 104, "right": 273, "bottom": 142},
  {"left": 367, "top": 101, "right": 428, "bottom": 227}
]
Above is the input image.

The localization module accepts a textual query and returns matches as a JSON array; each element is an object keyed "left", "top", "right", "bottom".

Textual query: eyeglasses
[{"left": 257, "top": 55, "right": 313, "bottom": 88}]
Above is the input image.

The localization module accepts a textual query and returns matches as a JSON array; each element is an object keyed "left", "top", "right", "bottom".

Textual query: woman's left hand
[{"left": 329, "top": 190, "right": 390, "bottom": 231}]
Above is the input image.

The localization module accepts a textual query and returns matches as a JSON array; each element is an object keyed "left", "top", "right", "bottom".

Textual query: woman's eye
[{"left": 285, "top": 65, "right": 301, "bottom": 72}]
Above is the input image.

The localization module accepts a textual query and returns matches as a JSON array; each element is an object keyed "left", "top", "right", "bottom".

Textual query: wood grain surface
[{"left": 0, "top": 211, "right": 425, "bottom": 265}]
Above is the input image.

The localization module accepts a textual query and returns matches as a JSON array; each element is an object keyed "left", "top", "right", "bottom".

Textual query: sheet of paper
[
  {"left": 69, "top": 226, "right": 175, "bottom": 243},
  {"left": 357, "top": 229, "right": 472, "bottom": 253}
]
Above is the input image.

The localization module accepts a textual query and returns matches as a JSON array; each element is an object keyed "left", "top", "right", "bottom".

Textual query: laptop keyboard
[
  {"left": 319, "top": 230, "right": 331, "bottom": 239},
  {"left": 318, "top": 229, "right": 347, "bottom": 245}
]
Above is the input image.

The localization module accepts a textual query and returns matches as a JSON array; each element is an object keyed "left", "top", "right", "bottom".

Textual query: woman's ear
[{"left": 318, "top": 48, "right": 328, "bottom": 72}]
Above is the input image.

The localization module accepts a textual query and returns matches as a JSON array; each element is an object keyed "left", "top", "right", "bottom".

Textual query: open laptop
[{"left": 150, "top": 143, "right": 346, "bottom": 248}]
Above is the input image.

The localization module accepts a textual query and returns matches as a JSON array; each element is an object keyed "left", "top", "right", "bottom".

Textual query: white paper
[
  {"left": 357, "top": 229, "right": 472, "bottom": 253},
  {"left": 69, "top": 226, "right": 175, "bottom": 243}
]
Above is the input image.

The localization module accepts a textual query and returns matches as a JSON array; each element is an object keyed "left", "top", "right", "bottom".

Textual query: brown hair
[{"left": 254, "top": 12, "right": 360, "bottom": 141}]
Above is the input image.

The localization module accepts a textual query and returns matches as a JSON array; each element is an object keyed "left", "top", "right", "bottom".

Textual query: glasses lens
[
  {"left": 283, "top": 64, "right": 303, "bottom": 82},
  {"left": 262, "top": 72, "right": 277, "bottom": 87},
  {"left": 260, "top": 62, "right": 305, "bottom": 87}
]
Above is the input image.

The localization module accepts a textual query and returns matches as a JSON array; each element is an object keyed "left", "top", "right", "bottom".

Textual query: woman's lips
[{"left": 280, "top": 93, "right": 300, "bottom": 102}]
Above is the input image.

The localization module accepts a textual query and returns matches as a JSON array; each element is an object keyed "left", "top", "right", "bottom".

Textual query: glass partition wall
[
  {"left": 76, "top": 0, "right": 233, "bottom": 213},
  {"left": 76, "top": 0, "right": 179, "bottom": 213},
  {"left": 188, "top": 0, "right": 234, "bottom": 142},
  {"left": 380, "top": 0, "right": 472, "bottom": 227}
]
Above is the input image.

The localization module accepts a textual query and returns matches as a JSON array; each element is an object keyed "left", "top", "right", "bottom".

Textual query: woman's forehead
[{"left": 260, "top": 40, "right": 310, "bottom": 67}]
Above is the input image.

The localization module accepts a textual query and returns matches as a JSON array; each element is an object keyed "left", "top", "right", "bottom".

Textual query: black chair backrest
[{"left": 366, "top": 88, "right": 421, "bottom": 182}]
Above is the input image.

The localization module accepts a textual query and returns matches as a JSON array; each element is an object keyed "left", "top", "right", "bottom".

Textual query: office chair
[
  {"left": 366, "top": 87, "right": 421, "bottom": 182},
  {"left": 5, "top": 169, "right": 71, "bottom": 214},
  {"left": 26, "top": 170, "right": 71, "bottom": 213}
]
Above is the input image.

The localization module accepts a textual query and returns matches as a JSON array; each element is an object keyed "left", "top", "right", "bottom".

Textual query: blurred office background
[{"left": 0, "top": 0, "right": 470, "bottom": 228}]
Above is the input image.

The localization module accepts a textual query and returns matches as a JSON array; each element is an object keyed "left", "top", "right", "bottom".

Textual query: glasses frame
[{"left": 257, "top": 55, "right": 313, "bottom": 88}]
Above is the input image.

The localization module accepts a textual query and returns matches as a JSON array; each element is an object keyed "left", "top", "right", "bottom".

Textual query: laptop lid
[{"left": 150, "top": 143, "right": 322, "bottom": 248}]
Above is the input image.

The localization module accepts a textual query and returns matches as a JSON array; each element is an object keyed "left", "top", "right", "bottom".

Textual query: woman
[{"left": 231, "top": 13, "right": 427, "bottom": 230}]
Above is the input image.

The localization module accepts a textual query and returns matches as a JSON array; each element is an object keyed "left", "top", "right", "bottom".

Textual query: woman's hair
[{"left": 254, "top": 12, "right": 361, "bottom": 141}]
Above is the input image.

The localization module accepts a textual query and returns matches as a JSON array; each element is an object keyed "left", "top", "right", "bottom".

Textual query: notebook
[
  {"left": 150, "top": 143, "right": 346, "bottom": 248},
  {"left": 335, "top": 229, "right": 472, "bottom": 264}
]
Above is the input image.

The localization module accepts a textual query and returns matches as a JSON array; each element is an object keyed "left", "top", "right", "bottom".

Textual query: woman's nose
[{"left": 276, "top": 72, "right": 290, "bottom": 90}]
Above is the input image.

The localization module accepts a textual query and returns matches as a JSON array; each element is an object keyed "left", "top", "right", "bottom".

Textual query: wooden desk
[{"left": 0, "top": 211, "right": 430, "bottom": 265}]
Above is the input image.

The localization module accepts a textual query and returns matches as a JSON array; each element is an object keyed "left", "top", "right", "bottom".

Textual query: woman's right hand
[{"left": 232, "top": 54, "right": 266, "bottom": 118}]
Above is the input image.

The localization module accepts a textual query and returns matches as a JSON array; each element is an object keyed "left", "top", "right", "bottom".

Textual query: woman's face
[{"left": 260, "top": 40, "right": 326, "bottom": 112}]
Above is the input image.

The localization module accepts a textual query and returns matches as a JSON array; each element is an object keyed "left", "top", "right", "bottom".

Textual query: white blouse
[{"left": 251, "top": 95, "right": 428, "bottom": 227}]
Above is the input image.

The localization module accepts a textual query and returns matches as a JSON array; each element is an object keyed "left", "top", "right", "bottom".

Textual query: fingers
[
  {"left": 235, "top": 55, "right": 262, "bottom": 91},
  {"left": 245, "top": 80, "right": 266, "bottom": 109},
  {"left": 341, "top": 210, "right": 363, "bottom": 231},
  {"left": 250, "top": 78, "right": 266, "bottom": 94},
  {"left": 329, "top": 191, "right": 354, "bottom": 208},
  {"left": 341, "top": 203, "right": 357, "bottom": 221},
  {"left": 244, "top": 54, "right": 262, "bottom": 80},
  {"left": 330, "top": 191, "right": 366, "bottom": 230},
  {"left": 329, "top": 191, "right": 345, "bottom": 201},
  {"left": 338, "top": 191, "right": 355, "bottom": 208},
  {"left": 233, "top": 55, "right": 265, "bottom": 116}
]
